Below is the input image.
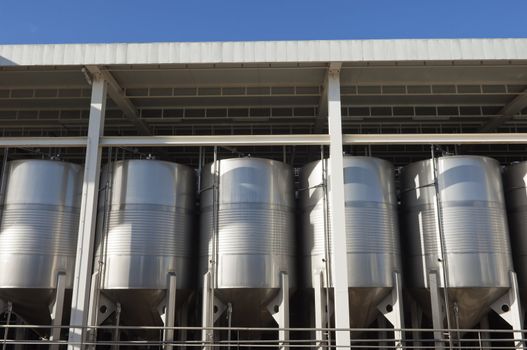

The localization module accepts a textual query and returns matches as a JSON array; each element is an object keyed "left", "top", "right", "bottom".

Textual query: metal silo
[
  {"left": 401, "top": 155, "right": 522, "bottom": 336},
  {"left": 93, "top": 159, "right": 195, "bottom": 341},
  {"left": 503, "top": 161, "right": 527, "bottom": 301},
  {"left": 300, "top": 156, "right": 403, "bottom": 341},
  {"left": 0, "top": 159, "right": 83, "bottom": 339},
  {"left": 199, "top": 157, "right": 295, "bottom": 342}
]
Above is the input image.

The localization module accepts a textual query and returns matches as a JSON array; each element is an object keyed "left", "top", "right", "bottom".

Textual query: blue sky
[{"left": 1, "top": 0, "right": 526, "bottom": 44}]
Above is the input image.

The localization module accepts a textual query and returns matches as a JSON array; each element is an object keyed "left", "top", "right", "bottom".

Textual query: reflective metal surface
[
  {"left": 95, "top": 159, "right": 195, "bottom": 326},
  {"left": 0, "top": 159, "right": 83, "bottom": 324},
  {"left": 199, "top": 157, "right": 295, "bottom": 326},
  {"left": 300, "top": 156, "right": 401, "bottom": 328},
  {"left": 401, "top": 155, "right": 513, "bottom": 329},
  {"left": 503, "top": 161, "right": 527, "bottom": 300}
]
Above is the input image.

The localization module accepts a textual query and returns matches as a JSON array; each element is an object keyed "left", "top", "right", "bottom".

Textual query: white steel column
[
  {"left": 326, "top": 64, "right": 351, "bottom": 348},
  {"left": 68, "top": 77, "right": 107, "bottom": 350}
]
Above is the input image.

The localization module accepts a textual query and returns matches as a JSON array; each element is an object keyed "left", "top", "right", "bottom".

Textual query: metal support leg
[
  {"left": 201, "top": 272, "right": 225, "bottom": 350},
  {"left": 490, "top": 271, "right": 524, "bottom": 349},
  {"left": 410, "top": 299, "right": 423, "bottom": 348},
  {"left": 429, "top": 271, "right": 445, "bottom": 350},
  {"left": 202, "top": 272, "right": 213, "bottom": 349},
  {"left": 178, "top": 298, "right": 190, "bottom": 350},
  {"left": 86, "top": 271, "right": 115, "bottom": 350},
  {"left": 68, "top": 77, "right": 107, "bottom": 350},
  {"left": 479, "top": 316, "right": 491, "bottom": 350},
  {"left": 86, "top": 271, "right": 116, "bottom": 348},
  {"left": 163, "top": 273, "right": 177, "bottom": 350},
  {"left": 3, "top": 302, "right": 12, "bottom": 350},
  {"left": 111, "top": 303, "right": 121, "bottom": 350},
  {"left": 14, "top": 318, "right": 24, "bottom": 350},
  {"left": 266, "top": 272, "right": 289, "bottom": 350},
  {"left": 377, "top": 317, "right": 388, "bottom": 349},
  {"left": 313, "top": 271, "right": 328, "bottom": 350},
  {"left": 50, "top": 272, "right": 67, "bottom": 350},
  {"left": 377, "top": 271, "right": 404, "bottom": 349}
]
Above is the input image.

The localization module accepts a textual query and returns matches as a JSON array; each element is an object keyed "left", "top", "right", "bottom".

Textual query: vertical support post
[
  {"left": 429, "top": 271, "right": 445, "bottom": 350},
  {"left": 479, "top": 316, "right": 491, "bottom": 350},
  {"left": 377, "top": 271, "right": 405, "bottom": 349},
  {"left": 13, "top": 318, "right": 24, "bottom": 350},
  {"left": 490, "top": 271, "right": 524, "bottom": 349},
  {"left": 326, "top": 63, "right": 350, "bottom": 349},
  {"left": 86, "top": 271, "right": 101, "bottom": 344},
  {"left": 202, "top": 272, "right": 213, "bottom": 350},
  {"left": 111, "top": 303, "right": 121, "bottom": 350},
  {"left": 410, "top": 299, "right": 423, "bottom": 348},
  {"left": 50, "top": 272, "right": 67, "bottom": 350},
  {"left": 313, "top": 271, "right": 328, "bottom": 350},
  {"left": 377, "top": 316, "right": 388, "bottom": 349},
  {"left": 201, "top": 272, "right": 226, "bottom": 350},
  {"left": 164, "top": 273, "right": 177, "bottom": 350},
  {"left": 68, "top": 77, "right": 107, "bottom": 350},
  {"left": 266, "top": 272, "right": 290, "bottom": 350},
  {"left": 179, "top": 298, "right": 190, "bottom": 350},
  {"left": 2, "top": 302, "right": 12, "bottom": 350}
]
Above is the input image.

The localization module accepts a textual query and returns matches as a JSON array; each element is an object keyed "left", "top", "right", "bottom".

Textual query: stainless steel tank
[
  {"left": 503, "top": 161, "right": 527, "bottom": 301},
  {"left": 400, "top": 155, "right": 513, "bottom": 329},
  {"left": 0, "top": 159, "right": 83, "bottom": 325},
  {"left": 199, "top": 157, "right": 295, "bottom": 327},
  {"left": 300, "top": 156, "right": 401, "bottom": 328},
  {"left": 95, "top": 159, "right": 195, "bottom": 327}
]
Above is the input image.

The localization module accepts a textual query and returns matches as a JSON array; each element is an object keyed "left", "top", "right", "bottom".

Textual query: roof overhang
[{"left": 1, "top": 39, "right": 527, "bottom": 66}]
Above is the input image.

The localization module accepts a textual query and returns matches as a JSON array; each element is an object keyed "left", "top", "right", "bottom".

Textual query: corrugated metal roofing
[{"left": 1, "top": 39, "right": 527, "bottom": 66}]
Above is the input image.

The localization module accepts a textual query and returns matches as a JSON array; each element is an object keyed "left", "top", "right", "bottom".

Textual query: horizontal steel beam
[
  {"left": 100, "top": 134, "right": 330, "bottom": 147},
  {"left": 0, "top": 137, "right": 87, "bottom": 147},
  {"left": 343, "top": 133, "right": 527, "bottom": 145},
  {"left": 0, "top": 133, "right": 527, "bottom": 148}
]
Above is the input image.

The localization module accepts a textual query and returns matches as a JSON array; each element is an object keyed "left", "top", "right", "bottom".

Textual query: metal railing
[{"left": 0, "top": 324, "right": 525, "bottom": 349}]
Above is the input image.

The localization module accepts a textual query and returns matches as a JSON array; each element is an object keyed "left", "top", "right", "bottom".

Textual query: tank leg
[
  {"left": 201, "top": 272, "right": 225, "bottom": 350},
  {"left": 86, "top": 270, "right": 101, "bottom": 347},
  {"left": 313, "top": 271, "right": 328, "bottom": 350},
  {"left": 178, "top": 297, "right": 190, "bottom": 350},
  {"left": 111, "top": 303, "right": 121, "bottom": 350},
  {"left": 50, "top": 272, "right": 67, "bottom": 350},
  {"left": 490, "top": 271, "right": 524, "bottom": 349},
  {"left": 377, "top": 316, "right": 388, "bottom": 348},
  {"left": 266, "top": 272, "right": 289, "bottom": 350},
  {"left": 479, "top": 316, "right": 491, "bottom": 350},
  {"left": 3, "top": 302, "right": 13, "bottom": 350},
  {"left": 86, "top": 271, "right": 115, "bottom": 349},
  {"left": 410, "top": 299, "right": 423, "bottom": 348},
  {"left": 162, "top": 272, "right": 177, "bottom": 350},
  {"left": 14, "top": 318, "right": 25, "bottom": 350},
  {"left": 428, "top": 270, "right": 445, "bottom": 350},
  {"left": 377, "top": 271, "right": 404, "bottom": 349}
]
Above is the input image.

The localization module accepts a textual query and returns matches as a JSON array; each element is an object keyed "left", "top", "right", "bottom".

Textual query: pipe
[
  {"left": 430, "top": 145, "right": 453, "bottom": 349},
  {"left": 226, "top": 303, "right": 232, "bottom": 350}
]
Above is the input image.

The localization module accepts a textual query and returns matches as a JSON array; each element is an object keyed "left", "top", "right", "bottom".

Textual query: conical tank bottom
[
  {"left": 413, "top": 287, "right": 508, "bottom": 330},
  {"left": 214, "top": 288, "right": 280, "bottom": 328},
  {"left": 102, "top": 289, "right": 191, "bottom": 340},
  {"left": 348, "top": 287, "right": 391, "bottom": 329},
  {"left": 0, "top": 289, "right": 71, "bottom": 337}
]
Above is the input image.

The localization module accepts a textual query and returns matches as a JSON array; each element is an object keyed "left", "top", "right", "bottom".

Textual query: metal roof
[
  {"left": 1, "top": 39, "right": 527, "bottom": 66},
  {"left": 1, "top": 39, "right": 527, "bottom": 166}
]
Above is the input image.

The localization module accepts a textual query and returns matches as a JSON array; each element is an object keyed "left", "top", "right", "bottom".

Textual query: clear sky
[{"left": 1, "top": 0, "right": 526, "bottom": 44}]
